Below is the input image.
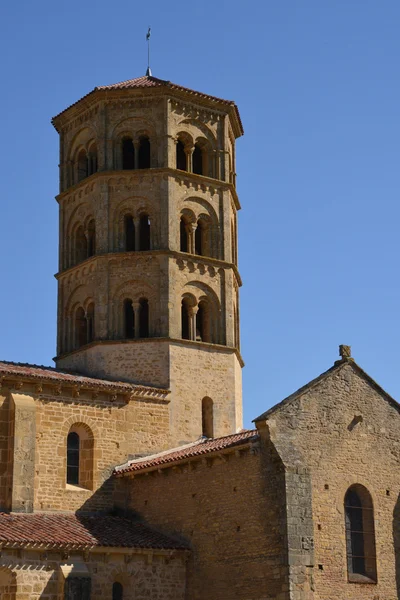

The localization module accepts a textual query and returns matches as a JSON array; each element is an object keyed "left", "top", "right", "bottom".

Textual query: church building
[{"left": 0, "top": 72, "right": 399, "bottom": 600}]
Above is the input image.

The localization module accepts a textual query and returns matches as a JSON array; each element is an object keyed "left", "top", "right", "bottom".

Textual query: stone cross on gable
[{"left": 339, "top": 344, "right": 352, "bottom": 359}]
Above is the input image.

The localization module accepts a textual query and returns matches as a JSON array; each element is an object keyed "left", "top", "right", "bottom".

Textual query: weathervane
[{"left": 146, "top": 27, "right": 152, "bottom": 76}]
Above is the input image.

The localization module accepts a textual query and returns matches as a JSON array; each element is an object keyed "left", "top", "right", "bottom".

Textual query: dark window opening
[
  {"left": 180, "top": 218, "right": 188, "bottom": 252},
  {"left": 345, "top": 486, "right": 377, "bottom": 582},
  {"left": 87, "top": 220, "right": 95, "bottom": 257},
  {"left": 122, "top": 138, "right": 135, "bottom": 170},
  {"left": 75, "top": 307, "right": 87, "bottom": 348},
  {"left": 196, "top": 303, "right": 204, "bottom": 341},
  {"left": 193, "top": 144, "right": 203, "bottom": 175},
  {"left": 138, "top": 136, "right": 150, "bottom": 168},
  {"left": 197, "top": 301, "right": 211, "bottom": 343},
  {"left": 87, "top": 303, "right": 94, "bottom": 344},
  {"left": 125, "top": 215, "right": 135, "bottom": 251},
  {"left": 202, "top": 397, "right": 213, "bottom": 438},
  {"left": 112, "top": 582, "right": 123, "bottom": 600},
  {"left": 195, "top": 222, "right": 204, "bottom": 255},
  {"left": 181, "top": 301, "right": 190, "bottom": 340},
  {"left": 64, "top": 577, "right": 91, "bottom": 600},
  {"left": 75, "top": 226, "right": 87, "bottom": 264},
  {"left": 139, "top": 214, "right": 150, "bottom": 250},
  {"left": 176, "top": 140, "right": 186, "bottom": 171},
  {"left": 67, "top": 431, "right": 80, "bottom": 485},
  {"left": 124, "top": 299, "right": 135, "bottom": 339},
  {"left": 77, "top": 150, "right": 88, "bottom": 182},
  {"left": 139, "top": 298, "right": 149, "bottom": 338},
  {"left": 87, "top": 144, "right": 97, "bottom": 176}
]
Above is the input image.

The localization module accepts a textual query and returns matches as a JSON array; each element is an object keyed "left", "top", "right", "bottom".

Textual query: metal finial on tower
[{"left": 146, "top": 27, "right": 152, "bottom": 76}]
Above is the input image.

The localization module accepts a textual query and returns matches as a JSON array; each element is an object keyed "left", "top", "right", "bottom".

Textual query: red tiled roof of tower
[
  {"left": 0, "top": 360, "right": 169, "bottom": 395},
  {"left": 114, "top": 429, "right": 259, "bottom": 475},
  {"left": 52, "top": 75, "right": 243, "bottom": 135},
  {"left": 0, "top": 513, "right": 188, "bottom": 550}
]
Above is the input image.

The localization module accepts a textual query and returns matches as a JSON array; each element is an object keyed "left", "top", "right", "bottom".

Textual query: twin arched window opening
[
  {"left": 180, "top": 217, "right": 208, "bottom": 256},
  {"left": 122, "top": 135, "right": 151, "bottom": 170},
  {"left": 75, "top": 303, "right": 95, "bottom": 349},
  {"left": 124, "top": 214, "right": 151, "bottom": 251},
  {"left": 181, "top": 298, "right": 213, "bottom": 344},
  {"left": 73, "top": 220, "right": 96, "bottom": 267},
  {"left": 176, "top": 141, "right": 208, "bottom": 176},
  {"left": 344, "top": 485, "right": 377, "bottom": 582},
  {"left": 76, "top": 144, "right": 98, "bottom": 183},
  {"left": 124, "top": 298, "right": 149, "bottom": 339}
]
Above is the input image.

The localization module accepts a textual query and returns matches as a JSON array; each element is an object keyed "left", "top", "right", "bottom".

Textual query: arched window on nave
[{"left": 344, "top": 485, "right": 377, "bottom": 582}]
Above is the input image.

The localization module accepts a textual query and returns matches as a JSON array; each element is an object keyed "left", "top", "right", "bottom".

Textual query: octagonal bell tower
[{"left": 52, "top": 74, "right": 243, "bottom": 444}]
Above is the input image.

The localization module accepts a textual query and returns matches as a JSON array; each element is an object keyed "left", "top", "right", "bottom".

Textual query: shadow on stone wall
[{"left": 393, "top": 492, "right": 400, "bottom": 599}]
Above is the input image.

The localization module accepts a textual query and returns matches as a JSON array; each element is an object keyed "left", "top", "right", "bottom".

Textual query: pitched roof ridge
[
  {"left": 253, "top": 358, "right": 400, "bottom": 423},
  {"left": 0, "top": 359, "right": 60, "bottom": 372},
  {"left": 114, "top": 429, "right": 258, "bottom": 475}
]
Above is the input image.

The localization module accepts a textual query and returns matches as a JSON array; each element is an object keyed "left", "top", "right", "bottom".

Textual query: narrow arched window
[
  {"left": 67, "top": 431, "right": 80, "bottom": 485},
  {"left": 124, "top": 215, "right": 135, "bottom": 251},
  {"left": 193, "top": 144, "right": 203, "bottom": 175},
  {"left": 139, "top": 298, "right": 149, "bottom": 338},
  {"left": 124, "top": 299, "right": 135, "bottom": 339},
  {"left": 176, "top": 140, "right": 186, "bottom": 171},
  {"left": 181, "top": 300, "right": 190, "bottom": 340},
  {"left": 87, "top": 219, "right": 95, "bottom": 257},
  {"left": 138, "top": 136, "right": 150, "bottom": 168},
  {"left": 180, "top": 218, "right": 189, "bottom": 253},
  {"left": 86, "top": 303, "right": 95, "bottom": 343},
  {"left": 75, "top": 307, "right": 87, "bottom": 348},
  {"left": 112, "top": 582, "right": 123, "bottom": 600},
  {"left": 139, "top": 214, "right": 150, "bottom": 250},
  {"left": 87, "top": 143, "right": 98, "bottom": 175},
  {"left": 77, "top": 149, "right": 88, "bottom": 181},
  {"left": 196, "top": 300, "right": 212, "bottom": 343},
  {"left": 195, "top": 221, "right": 204, "bottom": 256},
  {"left": 122, "top": 138, "right": 135, "bottom": 170},
  {"left": 75, "top": 226, "right": 87, "bottom": 264},
  {"left": 345, "top": 485, "right": 377, "bottom": 582},
  {"left": 202, "top": 397, "right": 213, "bottom": 438}
]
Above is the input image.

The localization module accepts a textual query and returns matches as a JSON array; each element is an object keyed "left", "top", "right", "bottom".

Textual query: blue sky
[{"left": 1, "top": 1, "right": 400, "bottom": 427}]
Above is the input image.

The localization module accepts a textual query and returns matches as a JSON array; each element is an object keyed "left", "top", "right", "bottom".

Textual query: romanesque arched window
[
  {"left": 139, "top": 298, "right": 149, "bottom": 338},
  {"left": 66, "top": 431, "right": 80, "bottom": 485},
  {"left": 122, "top": 137, "right": 135, "bottom": 170},
  {"left": 139, "top": 214, "right": 150, "bottom": 250},
  {"left": 180, "top": 217, "right": 189, "bottom": 253},
  {"left": 196, "top": 300, "right": 212, "bottom": 343},
  {"left": 87, "top": 143, "right": 98, "bottom": 176},
  {"left": 192, "top": 143, "right": 203, "bottom": 175},
  {"left": 86, "top": 303, "right": 95, "bottom": 343},
  {"left": 138, "top": 135, "right": 150, "bottom": 169},
  {"left": 124, "top": 215, "right": 135, "bottom": 251},
  {"left": 112, "top": 582, "right": 123, "bottom": 600},
  {"left": 181, "top": 299, "right": 191, "bottom": 340},
  {"left": 75, "top": 307, "right": 87, "bottom": 348},
  {"left": 74, "top": 226, "right": 87, "bottom": 265},
  {"left": 202, "top": 397, "right": 214, "bottom": 438},
  {"left": 87, "top": 219, "right": 96, "bottom": 258},
  {"left": 66, "top": 425, "right": 94, "bottom": 490},
  {"left": 124, "top": 299, "right": 135, "bottom": 339},
  {"left": 77, "top": 149, "right": 88, "bottom": 182},
  {"left": 176, "top": 140, "right": 186, "bottom": 171},
  {"left": 344, "top": 485, "right": 377, "bottom": 582}
]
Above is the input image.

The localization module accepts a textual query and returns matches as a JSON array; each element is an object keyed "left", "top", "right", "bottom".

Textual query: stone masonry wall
[
  {"left": 0, "top": 548, "right": 186, "bottom": 600},
  {"left": 266, "top": 361, "right": 400, "bottom": 600},
  {"left": 116, "top": 438, "right": 290, "bottom": 600}
]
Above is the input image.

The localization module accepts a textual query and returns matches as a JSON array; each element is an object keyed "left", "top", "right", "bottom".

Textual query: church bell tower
[{"left": 52, "top": 74, "right": 243, "bottom": 444}]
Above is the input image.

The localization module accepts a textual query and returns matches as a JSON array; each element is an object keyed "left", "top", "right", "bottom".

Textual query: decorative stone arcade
[{"left": 52, "top": 74, "right": 244, "bottom": 444}]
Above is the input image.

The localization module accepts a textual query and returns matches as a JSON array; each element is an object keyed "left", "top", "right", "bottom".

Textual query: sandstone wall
[
  {"left": 116, "top": 439, "right": 289, "bottom": 600},
  {"left": 266, "top": 361, "right": 400, "bottom": 600}
]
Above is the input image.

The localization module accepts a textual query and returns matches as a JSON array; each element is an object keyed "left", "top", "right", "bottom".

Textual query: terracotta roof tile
[
  {"left": 0, "top": 360, "right": 168, "bottom": 396},
  {"left": 52, "top": 75, "right": 243, "bottom": 136},
  {"left": 0, "top": 513, "right": 188, "bottom": 550},
  {"left": 115, "top": 430, "right": 259, "bottom": 475}
]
